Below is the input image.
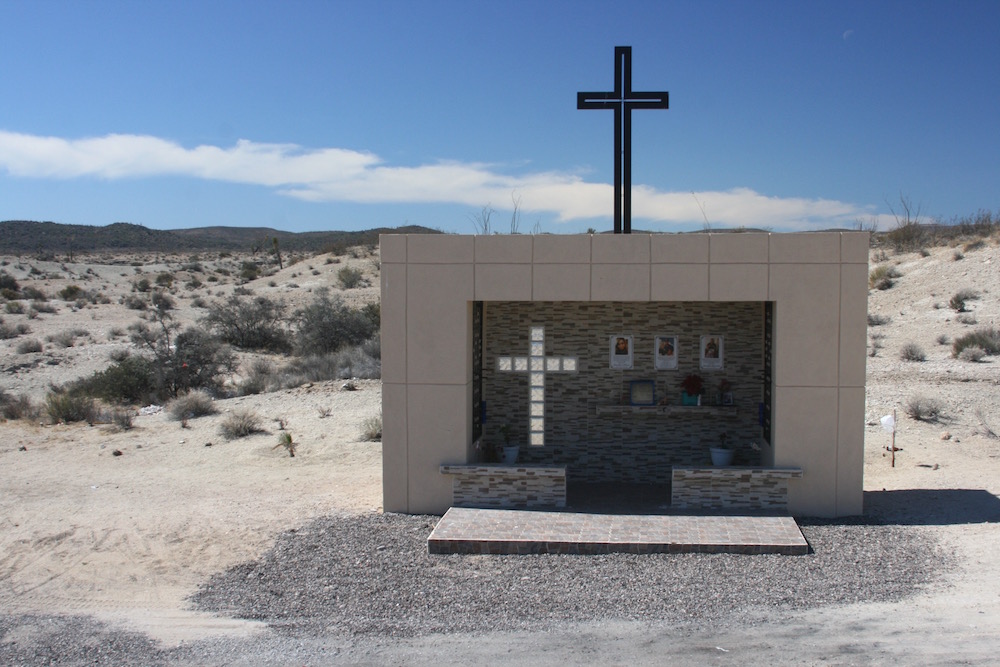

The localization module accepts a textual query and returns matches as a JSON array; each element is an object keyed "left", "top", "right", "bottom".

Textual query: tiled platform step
[{"left": 428, "top": 507, "right": 809, "bottom": 556}]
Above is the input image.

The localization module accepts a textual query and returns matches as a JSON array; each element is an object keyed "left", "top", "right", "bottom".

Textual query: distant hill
[{"left": 0, "top": 220, "right": 439, "bottom": 254}]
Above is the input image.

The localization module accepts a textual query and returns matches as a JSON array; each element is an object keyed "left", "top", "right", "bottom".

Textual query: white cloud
[{"left": 0, "top": 130, "right": 876, "bottom": 231}]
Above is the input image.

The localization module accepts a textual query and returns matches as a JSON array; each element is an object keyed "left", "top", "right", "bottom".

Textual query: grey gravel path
[{"left": 0, "top": 513, "right": 948, "bottom": 666}]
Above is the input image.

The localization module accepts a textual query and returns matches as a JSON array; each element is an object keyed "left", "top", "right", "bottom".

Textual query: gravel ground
[
  {"left": 0, "top": 513, "right": 949, "bottom": 666},
  {"left": 192, "top": 512, "right": 947, "bottom": 637}
]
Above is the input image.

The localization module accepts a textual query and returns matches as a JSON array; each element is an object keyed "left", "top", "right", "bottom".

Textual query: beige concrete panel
[
  {"left": 774, "top": 386, "right": 839, "bottom": 517},
  {"left": 407, "top": 383, "right": 471, "bottom": 514},
  {"left": 406, "top": 264, "right": 474, "bottom": 384},
  {"left": 407, "top": 234, "right": 474, "bottom": 263},
  {"left": 533, "top": 234, "right": 591, "bottom": 263},
  {"left": 708, "top": 264, "right": 768, "bottom": 301},
  {"left": 380, "top": 263, "right": 407, "bottom": 384},
  {"left": 770, "top": 264, "right": 840, "bottom": 387},
  {"left": 769, "top": 232, "right": 840, "bottom": 264},
  {"left": 709, "top": 233, "right": 769, "bottom": 263},
  {"left": 841, "top": 232, "right": 871, "bottom": 264},
  {"left": 651, "top": 234, "right": 710, "bottom": 264},
  {"left": 839, "top": 263, "right": 869, "bottom": 387},
  {"left": 650, "top": 264, "right": 709, "bottom": 301},
  {"left": 381, "top": 383, "right": 408, "bottom": 512},
  {"left": 592, "top": 264, "right": 651, "bottom": 301},
  {"left": 379, "top": 234, "right": 407, "bottom": 264},
  {"left": 592, "top": 234, "right": 651, "bottom": 263},
  {"left": 475, "top": 264, "right": 532, "bottom": 301},
  {"left": 837, "top": 387, "right": 866, "bottom": 516},
  {"left": 474, "top": 235, "right": 533, "bottom": 263},
  {"left": 533, "top": 264, "right": 591, "bottom": 300}
]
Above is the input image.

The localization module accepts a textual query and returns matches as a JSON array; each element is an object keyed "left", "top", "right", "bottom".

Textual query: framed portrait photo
[
  {"left": 654, "top": 335, "right": 678, "bottom": 370},
  {"left": 609, "top": 335, "right": 633, "bottom": 369},
  {"left": 699, "top": 335, "right": 724, "bottom": 370}
]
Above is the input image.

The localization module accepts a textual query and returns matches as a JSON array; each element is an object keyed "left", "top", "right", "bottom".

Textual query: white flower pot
[
  {"left": 710, "top": 447, "right": 734, "bottom": 466},
  {"left": 501, "top": 445, "right": 520, "bottom": 464}
]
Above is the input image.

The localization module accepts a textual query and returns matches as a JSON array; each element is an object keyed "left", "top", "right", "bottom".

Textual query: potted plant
[
  {"left": 499, "top": 423, "right": 519, "bottom": 464},
  {"left": 680, "top": 374, "right": 703, "bottom": 406},
  {"left": 710, "top": 431, "right": 735, "bottom": 466}
]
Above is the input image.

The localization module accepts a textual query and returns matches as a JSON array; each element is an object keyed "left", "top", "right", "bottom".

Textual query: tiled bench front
[
  {"left": 440, "top": 464, "right": 567, "bottom": 509},
  {"left": 671, "top": 466, "right": 803, "bottom": 512}
]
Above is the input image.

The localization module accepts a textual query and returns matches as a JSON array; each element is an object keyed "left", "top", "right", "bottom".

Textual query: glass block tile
[
  {"left": 530, "top": 432, "right": 544, "bottom": 446},
  {"left": 563, "top": 357, "right": 578, "bottom": 372},
  {"left": 530, "top": 372, "right": 544, "bottom": 387},
  {"left": 545, "top": 358, "right": 561, "bottom": 371},
  {"left": 531, "top": 342, "right": 544, "bottom": 357},
  {"left": 530, "top": 402, "right": 544, "bottom": 416},
  {"left": 530, "top": 387, "right": 544, "bottom": 402},
  {"left": 497, "top": 356, "right": 512, "bottom": 372},
  {"left": 530, "top": 357, "right": 544, "bottom": 371},
  {"left": 530, "top": 326, "right": 544, "bottom": 341},
  {"left": 513, "top": 357, "right": 528, "bottom": 372},
  {"left": 530, "top": 417, "right": 544, "bottom": 432}
]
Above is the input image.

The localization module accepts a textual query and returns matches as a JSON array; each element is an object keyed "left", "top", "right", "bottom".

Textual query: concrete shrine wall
[{"left": 380, "top": 232, "right": 869, "bottom": 517}]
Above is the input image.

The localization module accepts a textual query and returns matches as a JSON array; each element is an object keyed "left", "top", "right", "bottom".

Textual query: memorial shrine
[{"left": 380, "top": 231, "right": 869, "bottom": 518}]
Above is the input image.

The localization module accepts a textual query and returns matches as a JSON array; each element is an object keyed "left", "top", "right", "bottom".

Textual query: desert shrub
[
  {"left": 360, "top": 412, "right": 382, "bottom": 441},
  {"left": 0, "top": 319, "right": 28, "bottom": 339},
  {"left": 191, "top": 297, "right": 208, "bottom": 308},
  {"left": 134, "top": 278, "right": 151, "bottom": 292},
  {"left": 167, "top": 390, "right": 218, "bottom": 421},
  {"left": 956, "top": 313, "right": 977, "bottom": 325},
  {"left": 155, "top": 272, "right": 174, "bottom": 288},
  {"left": 72, "top": 355, "right": 156, "bottom": 404},
  {"left": 202, "top": 295, "right": 290, "bottom": 352},
  {"left": 232, "top": 286, "right": 253, "bottom": 296},
  {"left": 220, "top": 410, "right": 264, "bottom": 440},
  {"left": 47, "top": 330, "right": 79, "bottom": 347},
  {"left": 949, "top": 288, "right": 979, "bottom": 312},
  {"left": 150, "top": 291, "right": 175, "bottom": 312},
  {"left": 277, "top": 346, "right": 381, "bottom": 387},
  {"left": 32, "top": 300, "right": 57, "bottom": 314},
  {"left": 958, "top": 346, "right": 986, "bottom": 362},
  {"left": 108, "top": 327, "right": 125, "bottom": 339},
  {"left": 1, "top": 391, "right": 37, "bottom": 420},
  {"left": 867, "top": 313, "right": 891, "bottom": 327},
  {"left": 963, "top": 239, "right": 986, "bottom": 252},
  {"left": 16, "top": 338, "right": 43, "bottom": 354},
  {"left": 58, "top": 284, "right": 83, "bottom": 300},
  {"left": 952, "top": 250, "right": 964, "bottom": 261},
  {"left": 294, "top": 291, "right": 377, "bottom": 356},
  {"left": 868, "top": 265, "right": 901, "bottom": 290},
  {"left": 182, "top": 261, "right": 204, "bottom": 273},
  {"left": 274, "top": 431, "right": 296, "bottom": 457},
  {"left": 899, "top": 343, "right": 926, "bottom": 362},
  {"left": 239, "top": 359, "right": 274, "bottom": 396},
  {"left": 0, "top": 288, "right": 16, "bottom": 300},
  {"left": 905, "top": 395, "right": 943, "bottom": 422},
  {"left": 336, "top": 266, "right": 365, "bottom": 289},
  {"left": 21, "top": 286, "right": 46, "bottom": 301},
  {"left": 0, "top": 271, "right": 18, "bottom": 291},
  {"left": 239, "top": 261, "right": 261, "bottom": 282},
  {"left": 130, "top": 313, "right": 236, "bottom": 398},
  {"left": 5, "top": 300, "right": 24, "bottom": 314},
  {"left": 936, "top": 334, "right": 949, "bottom": 346},
  {"left": 918, "top": 248, "right": 931, "bottom": 257},
  {"left": 110, "top": 408, "right": 134, "bottom": 431},
  {"left": 45, "top": 391, "right": 97, "bottom": 424},
  {"left": 185, "top": 277, "right": 203, "bottom": 290},
  {"left": 952, "top": 327, "right": 1000, "bottom": 357}
]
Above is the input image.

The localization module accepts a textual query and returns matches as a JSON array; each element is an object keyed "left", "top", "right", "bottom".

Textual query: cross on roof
[
  {"left": 496, "top": 326, "right": 577, "bottom": 447},
  {"left": 577, "top": 46, "right": 669, "bottom": 234}
]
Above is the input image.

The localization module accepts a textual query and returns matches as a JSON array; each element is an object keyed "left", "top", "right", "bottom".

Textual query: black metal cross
[{"left": 578, "top": 46, "right": 669, "bottom": 234}]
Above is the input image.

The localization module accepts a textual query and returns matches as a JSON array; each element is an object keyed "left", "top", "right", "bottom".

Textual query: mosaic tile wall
[
  {"left": 671, "top": 467, "right": 802, "bottom": 511},
  {"left": 483, "top": 301, "right": 765, "bottom": 484},
  {"left": 441, "top": 464, "right": 567, "bottom": 509}
]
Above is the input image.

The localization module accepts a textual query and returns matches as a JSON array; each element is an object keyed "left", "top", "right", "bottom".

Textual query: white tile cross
[{"left": 496, "top": 326, "right": 577, "bottom": 446}]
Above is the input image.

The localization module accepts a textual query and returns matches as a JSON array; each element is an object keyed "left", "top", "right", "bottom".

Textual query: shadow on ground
[{"left": 863, "top": 488, "right": 1000, "bottom": 525}]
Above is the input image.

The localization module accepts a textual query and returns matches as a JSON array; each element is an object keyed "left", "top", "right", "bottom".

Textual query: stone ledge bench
[
  {"left": 671, "top": 466, "right": 803, "bottom": 512},
  {"left": 440, "top": 464, "right": 567, "bottom": 509}
]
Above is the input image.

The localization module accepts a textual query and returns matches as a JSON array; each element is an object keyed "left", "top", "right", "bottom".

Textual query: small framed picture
[
  {"left": 700, "top": 335, "right": 724, "bottom": 370},
  {"left": 722, "top": 392, "right": 735, "bottom": 406},
  {"left": 654, "top": 335, "right": 678, "bottom": 370},
  {"left": 629, "top": 380, "right": 655, "bottom": 406},
  {"left": 610, "top": 335, "right": 633, "bottom": 369}
]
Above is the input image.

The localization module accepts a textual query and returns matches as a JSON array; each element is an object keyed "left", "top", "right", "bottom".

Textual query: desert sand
[{"left": 1, "top": 238, "right": 999, "bottom": 664}]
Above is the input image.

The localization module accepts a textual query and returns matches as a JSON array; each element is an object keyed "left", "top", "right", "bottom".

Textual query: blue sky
[{"left": 1, "top": 0, "right": 997, "bottom": 234}]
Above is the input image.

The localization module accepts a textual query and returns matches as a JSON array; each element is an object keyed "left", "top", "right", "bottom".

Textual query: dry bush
[
  {"left": 949, "top": 288, "right": 979, "bottom": 312},
  {"left": 239, "top": 359, "right": 275, "bottom": 396},
  {"left": 956, "top": 313, "right": 977, "bottom": 325},
  {"left": 220, "top": 410, "right": 265, "bottom": 440},
  {"left": 958, "top": 346, "right": 985, "bottom": 362},
  {"left": 936, "top": 334, "right": 949, "bottom": 345},
  {"left": 867, "top": 313, "right": 891, "bottom": 326},
  {"left": 952, "top": 327, "right": 1000, "bottom": 358},
  {"left": 360, "top": 412, "right": 383, "bottom": 442},
  {"left": 1, "top": 390, "right": 37, "bottom": 420},
  {"left": 336, "top": 266, "right": 365, "bottom": 289},
  {"left": 905, "top": 395, "right": 944, "bottom": 422},
  {"left": 899, "top": 343, "right": 926, "bottom": 362},
  {"left": 15, "top": 338, "right": 42, "bottom": 354},
  {"left": 273, "top": 432, "right": 296, "bottom": 457},
  {"left": 45, "top": 391, "right": 97, "bottom": 424},
  {"left": 168, "top": 391, "right": 218, "bottom": 421},
  {"left": 4, "top": 300, "right": 24, "bottom": 314},
  {"left": 868, "top": 265, "right": 901, "bottom": 290},
  {"left": 110, "top": 408, "right": 135, "bottom": 431}
]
